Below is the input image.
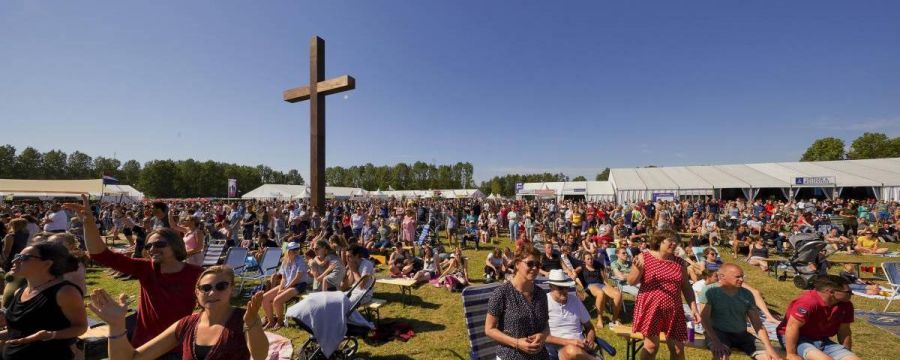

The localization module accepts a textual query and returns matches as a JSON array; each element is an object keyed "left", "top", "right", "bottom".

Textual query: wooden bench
[
  {"left": 760, "top": 257, "right": 791, "bottom": 280},
  {"left": 376, "top": 278, "right": 417, "bottom": 306},
  {"left": 611, "top": 324, "right": 706, "bottom": 360}
]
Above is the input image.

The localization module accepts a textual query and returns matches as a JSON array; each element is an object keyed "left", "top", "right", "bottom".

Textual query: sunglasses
[
  {"left": 832, "top": 288, "right": 852, "bottom": 295},
  {"left": 12, "top": 254, "right": 43, "bottom": 263},
  {"left": 196, "top": 281, "right": 230, "bottom": 293},
  {"left": 145, "top": 241, "right": 169, "bottom": 250},
  {"left": 523, "top": 260, "right": 541, "bottom": 269}
]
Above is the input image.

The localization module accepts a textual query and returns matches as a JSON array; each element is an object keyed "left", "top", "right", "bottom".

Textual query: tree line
[
  {"left": 801, "top": 132, "right": 900, "bottom": 161},
  {"left": 325, "top": 162, "right": 475, "bottom": 191},
  {"left": 0, "top": 145, "right": 303, "bottom": 198}
]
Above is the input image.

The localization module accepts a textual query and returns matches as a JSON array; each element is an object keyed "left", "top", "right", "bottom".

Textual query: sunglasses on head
[
  {"left": 145, "top": 241, "right": 169, "bottom": 250},
  {"left": 12, "top": 254, "right": 43, "bottom": 263},
  {"left": 197, "top": 281, "right": 230, "bottom": 293}
]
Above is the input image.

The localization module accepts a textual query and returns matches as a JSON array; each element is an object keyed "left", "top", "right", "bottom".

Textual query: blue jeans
[
  {"left": 777, "top": 335, "right": 854, "bottom": 360},
  {"left": 509, "top": 224, "right": 518, "bottom": 241}
]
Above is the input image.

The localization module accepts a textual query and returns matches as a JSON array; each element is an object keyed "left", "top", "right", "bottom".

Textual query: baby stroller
[
  {"left": 787, "top": 229, "right": 830, "bottom": 289},
  {"left": 287, "top": 279, "right": 376, "bottom": 360}
]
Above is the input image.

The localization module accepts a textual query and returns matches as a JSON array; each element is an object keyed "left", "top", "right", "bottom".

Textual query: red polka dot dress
[{"left": 631, "top": 251, "right": 688, "bottom": 342}]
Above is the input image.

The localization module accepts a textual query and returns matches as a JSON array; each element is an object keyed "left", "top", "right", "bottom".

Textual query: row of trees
[
  {"left": 801, "top": 132, "right": 900, "bottom": 161},
  {"left": 0, "top": 145, "right": 304, "bottom": 198},
  {"left": 324, "top": 162, "right": 475, "bottom": 191}
]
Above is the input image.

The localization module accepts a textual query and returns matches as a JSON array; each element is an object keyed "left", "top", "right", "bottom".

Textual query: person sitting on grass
[
  {"left": 838, "top": 263, "right": 881, "bottom": 295},
  {"left": 609, "top": 247, "right": 640, "bottom": 296},
  {"left": 437, "top": 247, "right": 468, "bottom": 292},
  {"left": 573, "top": 251, "right": 622, "bottom": 329},
  {"left": 87, "top": 266, "right": 269, "bottom": 360},
  {"left": 731, "top": 224, "right": 752, "bottom": 256},
  {"left": 260, "top": 242, "right": 309, "bottom": 330},
  {"left": 776, "top": 275, "right": 859, "bottom": 360},
  {"left": 747, "top": 236, "right": 770, "bottom": 272},
  {"left": 854, "top": 228, "right": 888, "bottom": 255},
  {"left": 700, "top": 264, "right": 781, "bottom": 360},
  {"left": 485, "top": 248, "right": 506, "bottom": 283},
  {"left": 824, "top": 228, "right": 853, "bottom": 255},
  {"left": 309, "top": 240, "right": 345, "bottom": 292},
  {"left": 544, "top": 269, "right": 602, "bottom": 360}
]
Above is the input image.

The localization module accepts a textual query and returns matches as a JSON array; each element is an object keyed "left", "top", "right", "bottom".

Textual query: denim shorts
[{"left": 777, "top": 335, "right": 855, "bottom": 359}]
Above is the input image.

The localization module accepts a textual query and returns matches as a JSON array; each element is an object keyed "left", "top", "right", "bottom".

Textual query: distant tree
[
  {"left": 800, "top": 137, "right": 845, "bottom": 161},
  {"left": 94, "top": 156, "right": 122, "bottom": 178},
  {"left": 120, "top": 160, "right": 142, "bottom": 185},
  {"left": 847, "top": 132, "right": 899, "bottom": 159},
  {"left": 42, "top": 149, "right": 68, "bottom": 179},
  {"left": 595, "top": 167, "right": 610, "bottom": 181},
  {"left": 286, "top": 169, "right": 305, "bottom": 185},
  {"left": 0, "top": 145, "right": 15, "bottom": 178},
  {"left": 66, "top": 151, "right": 94, "bottom": 178},
  {"left": 139, "top": 160, "right": 178, "bottom": 198},
  {"left": 15, "top": 147, "right": 43, "bottom": 179},
  {"left": 572, "top": 176, "right": 587, "bottom": 181}
]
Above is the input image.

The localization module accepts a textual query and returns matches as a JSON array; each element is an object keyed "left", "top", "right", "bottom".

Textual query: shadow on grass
[
  {"left": 355, "top": 348, "right": 465, "bottom": 360},
  {"left": 377, "top": 292, "right": 440, "bottom": 309}
]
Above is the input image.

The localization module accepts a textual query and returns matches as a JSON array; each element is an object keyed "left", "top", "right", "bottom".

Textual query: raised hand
[
  {"left": 243, "top": 290, "right": 264, "bottom": 325},
  {"left": 61, "top": 194, "right": 91, "bottom": 219},
  {"left": 86, "top": 289, "right": 128, "bottom": 329}
]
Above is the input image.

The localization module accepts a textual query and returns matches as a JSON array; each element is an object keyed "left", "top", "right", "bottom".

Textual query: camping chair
[
  {"left": 222, "top": 246, "right": 249, "bottom": 278},
  {"left": 202, "top": 239, "right": 227, "bottom": 267},
  {"left": 462, "top": 282, "right": 616, "bottom": 360},
  {"left": 239, "top": 247, "right": 282, "bottom": 293},
  {"left": 882, "top": 262, "right": 900, "bottom": 312}
]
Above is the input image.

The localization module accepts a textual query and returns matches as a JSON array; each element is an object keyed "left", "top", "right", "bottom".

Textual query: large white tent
[
  {"left": 241, "top": 184, "right": 368, "bottom": 200},
  {"left": 380, "top": 189, "right": 485, "bottom": 199},
  {"left": 0, "top": 179, "right": 145, "bottom": 203},
  {"left": 608, "top": 158, "right": 900, "bottom": 202},
  {"left": 518, "top": 181, "right": 615, "bottom": 201}
]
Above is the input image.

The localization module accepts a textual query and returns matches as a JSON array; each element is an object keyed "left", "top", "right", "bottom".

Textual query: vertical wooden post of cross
[{"left": 283, "top": 36, "right": 355, "bottom": 214}]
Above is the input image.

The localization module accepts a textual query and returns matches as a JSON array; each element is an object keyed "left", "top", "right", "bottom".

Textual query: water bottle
[{"left": 687, "top": 320, "right": 695, "bottom": 343}]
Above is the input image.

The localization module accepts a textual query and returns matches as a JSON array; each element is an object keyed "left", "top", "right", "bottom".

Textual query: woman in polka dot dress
[{"left": 627, "top": 229, "right": 701, "bottom": 360}]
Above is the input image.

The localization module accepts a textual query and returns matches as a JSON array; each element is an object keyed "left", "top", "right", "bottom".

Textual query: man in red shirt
[
  {"left": 776, "top": 275, "right": 859, "bottom": 360},
  {"left": 66, "top": 195, "right": 202, "bottom": 359}
]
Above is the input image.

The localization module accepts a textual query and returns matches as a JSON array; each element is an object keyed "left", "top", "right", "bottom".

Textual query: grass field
[{"left": 86, "top": 235, "right": 900, "bottom": 359}]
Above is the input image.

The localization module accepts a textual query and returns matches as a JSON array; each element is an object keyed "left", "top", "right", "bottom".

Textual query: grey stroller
[
  {"left": 787, "top": 230, "right": 830, "bottom": 289},
  {"left": 287, "top": 279, "right": 375, "bottom": 360}
]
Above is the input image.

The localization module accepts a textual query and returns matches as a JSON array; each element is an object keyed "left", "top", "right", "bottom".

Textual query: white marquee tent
[
  {"left": 518, "top": 181, "right": 615, "bottom": 201},
  {"left": 241, "top": 184, "right": 368, "bottom": 200},
  {"left": 608, "top": 158, "right": 900, "bottom": 202}
]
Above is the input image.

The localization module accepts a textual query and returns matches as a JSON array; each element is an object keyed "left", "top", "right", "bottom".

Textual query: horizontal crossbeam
[{"left": 283, "top": 75, "right": 356, "bottom": 103}]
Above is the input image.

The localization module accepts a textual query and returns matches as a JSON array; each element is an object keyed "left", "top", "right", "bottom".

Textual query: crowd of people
[{"left": 0, "top": 194, "right": 895, "bottom": 359}]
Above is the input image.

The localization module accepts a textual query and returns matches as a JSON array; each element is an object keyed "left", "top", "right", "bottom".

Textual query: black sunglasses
[
  {"left": 145, "top": 241, "right": 169, "bottom": 250},
  {"left": 832, "top": 288, "right": 852, "bottom": 295},
  {"left": 196, "top": 281, "right": 230, "bottom": 293},
  {"left": 12, "top": 254, "right": 43, "bottom": 263},
  {"left": 524, "top": 260, "right": 541, "bottom": 269}
]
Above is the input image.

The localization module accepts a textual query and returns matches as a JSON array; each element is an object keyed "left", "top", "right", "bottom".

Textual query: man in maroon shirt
[
  {"left": 776, "top": 275, "right": 859, "bottom": 360},
  {"left": 67, "top": 195, "right": 202, "bottom": 359}
]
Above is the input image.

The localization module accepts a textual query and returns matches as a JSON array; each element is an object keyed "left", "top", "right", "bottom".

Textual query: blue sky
[{"left": 2, "top": 1, "right": 898, "bottom": 182}]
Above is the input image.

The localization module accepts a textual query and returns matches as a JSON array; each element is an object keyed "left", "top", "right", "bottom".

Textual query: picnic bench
[
  {"left": 611, "top": 324, "right": 706, "bottom": 360},
  {"left": 761, "top": 257, "right": 791, "bottom": 280},
  {"left": 375, "top": 277, "right": 417, "bottom": 305}
]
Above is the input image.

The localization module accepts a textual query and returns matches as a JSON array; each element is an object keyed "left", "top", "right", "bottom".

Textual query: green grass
[{"left": 87, "top": 236, "right": 900, "bottom": 359}]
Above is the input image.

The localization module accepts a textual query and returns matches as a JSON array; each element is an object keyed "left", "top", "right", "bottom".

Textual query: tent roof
[{"left": 0, "top": 179, "right": 104, "bottom": 195}]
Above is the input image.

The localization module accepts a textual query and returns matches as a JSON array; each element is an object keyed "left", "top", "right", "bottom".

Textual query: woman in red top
[
  {"left": 627, "top": 230, "right": 700, "bottom": 360},
  {"left": 88, "top": 265, "right": 269, "bottom": 360}
]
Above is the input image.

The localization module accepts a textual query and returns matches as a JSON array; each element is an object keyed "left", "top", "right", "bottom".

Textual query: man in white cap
[{"left": 544, "top": 269, "right": 600, "bottom": 360}]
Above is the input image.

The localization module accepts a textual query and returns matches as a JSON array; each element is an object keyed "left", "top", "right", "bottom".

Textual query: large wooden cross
[{"left": 283, "top": 36, "right": 355, "bottom": 214}]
